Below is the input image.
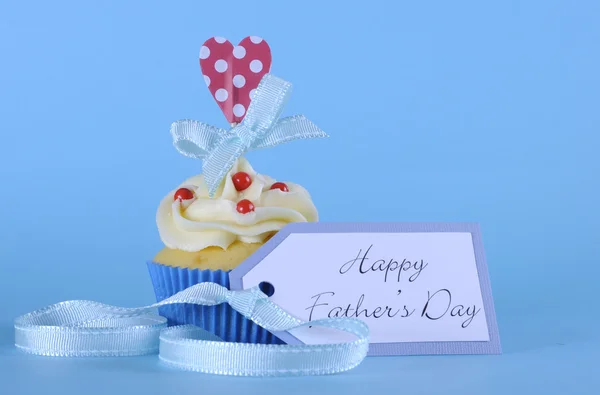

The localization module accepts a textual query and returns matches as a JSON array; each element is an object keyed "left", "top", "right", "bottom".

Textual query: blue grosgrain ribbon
[
  {"left": 170, "top": 74, "right": 328, "bottom": 197},
  {"left": 14, "top": 283, "right": 369, "bottom": 376}
]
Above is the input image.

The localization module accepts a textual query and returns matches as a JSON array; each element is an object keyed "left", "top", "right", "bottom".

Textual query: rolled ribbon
[
  {"left": 170, "top": 74, "right": 328, "bottom": 197},
  {"left": 14, "top": 282, "right": 369, "bottom": 376}
]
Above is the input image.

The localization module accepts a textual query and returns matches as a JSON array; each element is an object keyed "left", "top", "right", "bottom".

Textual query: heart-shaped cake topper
[{"left": 199, "top": 36, "right": 272, "bottom": 124}]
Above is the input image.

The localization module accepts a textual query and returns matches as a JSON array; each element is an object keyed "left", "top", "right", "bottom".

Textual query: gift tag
[{"left": 229, "top": 223, "right": 501, "bottom": 356}]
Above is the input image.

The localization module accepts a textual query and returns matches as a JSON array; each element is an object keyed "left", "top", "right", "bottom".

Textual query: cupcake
[{"left": 147, "top": 156, "right": 318, "bottom": 344}]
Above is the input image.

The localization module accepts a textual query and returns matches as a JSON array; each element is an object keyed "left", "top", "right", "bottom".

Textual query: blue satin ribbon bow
[
  {"left": 15, "top": 283, "right": 369, "bottom": 376},
  {"left": 170, "top": 74, "right": 328, "bottom": 197}
]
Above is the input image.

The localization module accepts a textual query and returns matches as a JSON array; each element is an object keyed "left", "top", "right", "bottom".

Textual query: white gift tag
[{"left": 229, "top": 223, "right": 501, "bottom": 356}]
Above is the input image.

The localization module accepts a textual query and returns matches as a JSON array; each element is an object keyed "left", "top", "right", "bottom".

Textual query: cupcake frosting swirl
[{"left": 157, "top": 157, "right": 318, "bottom": 252}]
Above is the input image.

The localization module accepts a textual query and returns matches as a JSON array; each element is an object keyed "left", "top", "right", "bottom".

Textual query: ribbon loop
[
  {"left": 170, "top": 120, "right": 227, "bottom": 160},
  {"left": 14, "top": 283, "right": 369, "bottom": 376},
  {"left": 169, "top": 73, "right": 328, "bottom": 197}
]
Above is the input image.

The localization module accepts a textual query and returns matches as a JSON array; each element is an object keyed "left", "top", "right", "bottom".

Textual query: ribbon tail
[
  {"left": 253, "top": 115, "right": 329, "bottom": 149},
  {"left": 170, "top": 120, "right": 229, "bottom": 159},
  {"left": 202, "top": 136, "right": 247, "bottom": 197}
]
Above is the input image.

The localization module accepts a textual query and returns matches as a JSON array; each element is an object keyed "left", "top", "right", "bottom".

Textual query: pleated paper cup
[{"left": 146, "top": 261, "right": 284, "bottom": 344}]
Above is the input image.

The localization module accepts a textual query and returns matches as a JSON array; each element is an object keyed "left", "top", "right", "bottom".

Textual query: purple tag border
[{"left": 229, "top": 222, "right": 501, "bottom": 356}]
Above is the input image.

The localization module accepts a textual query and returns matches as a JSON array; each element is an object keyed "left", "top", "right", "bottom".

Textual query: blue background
[{"left": 1, "top": 0, "right": 598, "bottom": 393}]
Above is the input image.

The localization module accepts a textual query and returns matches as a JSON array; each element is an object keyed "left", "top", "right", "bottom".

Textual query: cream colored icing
[{"left": 156, "top": 157, "right": 318, "bottom": 252}]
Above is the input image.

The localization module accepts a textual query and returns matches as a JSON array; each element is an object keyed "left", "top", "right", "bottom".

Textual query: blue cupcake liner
[{"left": 147, "top": 261, "right": 284, "bottom": 344}]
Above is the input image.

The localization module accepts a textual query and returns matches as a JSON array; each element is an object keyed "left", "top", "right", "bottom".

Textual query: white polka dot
[
  {"left": 199, "top": 46, "right": 210, "bottom": 59},
  {"left": 249, "top": 89, "right": 256, "bottom": 99},
  {"left": 215, "top": 89, "right": 228, "bottom": 102},
  {"left": 233, "top": 75, "right": 246, "bottom": 88},
  {"left": 203, "top": 75, "right": 210, "bottom": 86},
  {"left": 214, "top": 36, "right": 226, "bottom": 43},
  {"left": 214, "top": 59, "right": 228, "bottom": 73},
  {"left": 250, "top": 36, "right": 263, "bottom": 44},
  {"left": 249, "top": 60, "right": 263, "bottom": 73},
  {"left": 233, "top": 104, "right": 246, "bottom": 117},
  {"left": 233, "top": 45, "right": 246, "bottom": 59}
]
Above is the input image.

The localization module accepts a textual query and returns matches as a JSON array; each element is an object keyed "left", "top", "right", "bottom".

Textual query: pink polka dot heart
[{"left": 199, "top": 36, "right": 272, "bottom": 124}]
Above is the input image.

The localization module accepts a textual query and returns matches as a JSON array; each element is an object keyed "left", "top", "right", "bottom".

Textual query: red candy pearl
[
  {"left": 236, "top": 199, "right": 255, "bottom": 214},
  {"left": 270, "top": 182, "right": 289, "bottom": 192},
  {"left": 232, "top": 172, "right": 252, "bottom": 191},
  {"left": 173, "top": 188, "right": 194, "bottom": 201}
]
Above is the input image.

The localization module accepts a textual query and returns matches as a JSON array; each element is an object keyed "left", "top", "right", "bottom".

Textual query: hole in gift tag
[{"left": 258, "top": 281, "right": 275, "bottom": 297}]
